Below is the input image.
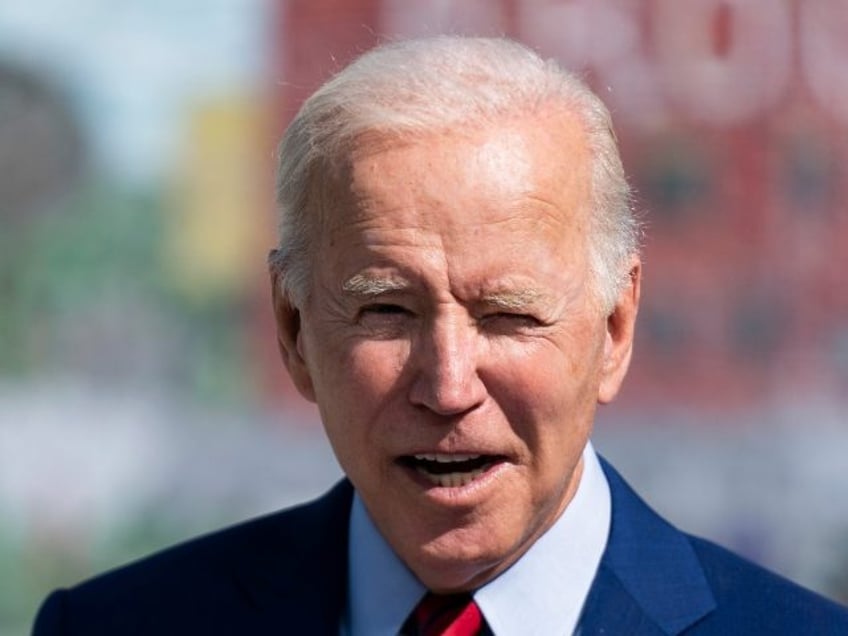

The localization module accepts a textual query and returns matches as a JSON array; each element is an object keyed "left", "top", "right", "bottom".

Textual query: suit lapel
[
  {"left": 217, "top": 462, "right": 716, "bottom": 635},
  {"left": 231, "top": 480, "right": 354, "bottom": 635},
  {"left": 579, "top": 460, "right": 716, "bottom": 635},
  {"left": 578, "top": 563, "right": 666, "bottom": 635}
]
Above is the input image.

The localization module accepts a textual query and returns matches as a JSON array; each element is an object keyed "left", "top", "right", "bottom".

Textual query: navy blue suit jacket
[{"left": 33, "top": 460, "right": 848, "bottom": 634}]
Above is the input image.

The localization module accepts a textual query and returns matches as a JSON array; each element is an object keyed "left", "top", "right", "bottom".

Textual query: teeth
[
  {"left": 414, "top": 453, "right": 481, "bottom": 463},
  {"left": 415, "top": 466, "right": 487, "bottom": 487}
]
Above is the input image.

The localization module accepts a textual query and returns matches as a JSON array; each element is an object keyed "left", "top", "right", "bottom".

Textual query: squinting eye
[
  {"left": 357, "top": 303, "right": 414, "bottom": 336},
  {"left": 482, "top": 312, "right": 542, "bottom": 329},
  {"left": 493, "top": 312, "right": 537, "bottom": 321},
  {"left": 361, "top": 303, "right": 409, "bottom": 316}
]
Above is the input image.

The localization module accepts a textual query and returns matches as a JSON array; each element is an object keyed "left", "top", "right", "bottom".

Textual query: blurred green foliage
[
  {"left": 0, "top": 181, "right": 253, "bottom": 404},
  {"left": 1, "top": 184, "right": 160, "bottom": 372}
]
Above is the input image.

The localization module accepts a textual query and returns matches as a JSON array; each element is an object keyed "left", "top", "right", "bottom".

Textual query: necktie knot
[{"left": 403, "top": 592, "right": 484, "bottom": 636}]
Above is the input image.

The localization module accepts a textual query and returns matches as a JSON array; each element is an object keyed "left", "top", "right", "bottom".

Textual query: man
[{"left": 34, "top": 36, "right": 847, "bottom": 635}]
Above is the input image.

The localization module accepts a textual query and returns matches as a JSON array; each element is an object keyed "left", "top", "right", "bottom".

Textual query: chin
[{"left": 408, "top": 527, "right": 516, "bottom": 592}]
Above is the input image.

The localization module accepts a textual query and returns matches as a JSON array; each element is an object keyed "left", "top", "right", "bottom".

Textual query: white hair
[{"left": 272, "top": 35, "right": 640, "bottom": 311}]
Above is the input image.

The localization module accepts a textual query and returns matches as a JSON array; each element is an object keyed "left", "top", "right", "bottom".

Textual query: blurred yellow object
[{"left": 164, "top": 98, "right": 269, "bottom": 302}]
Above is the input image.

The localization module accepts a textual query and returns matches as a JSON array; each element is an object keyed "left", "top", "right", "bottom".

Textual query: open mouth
[{"left": 399, "top": 453, "right": 505, "bottom": 488}]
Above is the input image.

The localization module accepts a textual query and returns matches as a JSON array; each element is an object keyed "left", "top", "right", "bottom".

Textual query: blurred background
[{"left": 2, "top": 0, "right": 847, "bottom": 632}]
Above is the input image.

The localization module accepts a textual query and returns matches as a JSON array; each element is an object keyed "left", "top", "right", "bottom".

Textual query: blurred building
[{"left": 273, "top": 0, "right": 848, "bottom": 410}]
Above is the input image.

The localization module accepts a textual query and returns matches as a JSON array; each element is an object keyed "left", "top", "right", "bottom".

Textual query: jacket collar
[
  {"left": 233, "top": 480, "right": 354, "bottom": 635},
  {"left": 579, "top": 458, "right": 716, "bottom": 635},
  {"left": 231, "top": 460, "right": 716, "bottom": 635}
]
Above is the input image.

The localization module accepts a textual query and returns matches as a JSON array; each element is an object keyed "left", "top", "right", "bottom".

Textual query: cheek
[
  {"left": 314, "top": 339, "right": 411, "bottom": 431},
  {"left": 487, "top": 338, "right": 591, "bottom": 408},
  {"left": 485, "top": 338, "right": 600, "bottom": 451},
  {"left": 318, "top": 343, "right": 412, "bottom": 482},
  {"left": 345, "top": 340, "right": 409, "bottom": 390}
]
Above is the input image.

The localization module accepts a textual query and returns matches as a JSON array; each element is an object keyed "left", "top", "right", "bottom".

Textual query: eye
[
  {"left": 356, "top": 303, "right": 414, "bottom": 338},
  {"left": 360, "top": 303, "right": 410, "bottom": 316},
  {"left": 480, "top": 312, "right": 543, "bottom": 331}
]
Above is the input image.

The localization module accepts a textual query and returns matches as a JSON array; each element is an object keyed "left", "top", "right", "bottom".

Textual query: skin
[{"left": 271, "top": 106, "right": 640, "bottom": 592}]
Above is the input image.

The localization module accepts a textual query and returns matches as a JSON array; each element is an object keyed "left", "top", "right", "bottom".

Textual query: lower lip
[{"left": 398, "top": 458, "right": 510, "bottom": 503}]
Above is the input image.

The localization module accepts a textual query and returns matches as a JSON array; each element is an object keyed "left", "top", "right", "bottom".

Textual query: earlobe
[
  {"left": 269, "top": 267, "right": 317, "bottom": 403},
  {"left": 598, "top": 260, "right": 641, "bottom": 404}
]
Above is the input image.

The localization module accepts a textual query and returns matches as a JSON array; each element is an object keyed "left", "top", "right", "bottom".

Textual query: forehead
[
  {"left": 328, "top": 107, "right": 591, "bottom": 230},
  {"left": 306, "top": 109, "right": 594, "bottom": 299}
]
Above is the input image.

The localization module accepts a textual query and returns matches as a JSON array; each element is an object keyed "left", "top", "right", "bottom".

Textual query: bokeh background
[{"left": 2, "top": 0, "right": 848, "bottom": 632}]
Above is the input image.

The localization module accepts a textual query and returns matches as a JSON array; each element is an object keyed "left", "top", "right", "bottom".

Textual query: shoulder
[
  {"left": 61, "top": 479, "right": 351, "bottom": 599},
  {"left": 595, "top": 457, "right": 848, "bottom": 634},
  {"left": 686, "top": 534, "right": 848, "bottom": 634},
  {"left": 32, "top": 480, "right": 353, "bottom": 636}
]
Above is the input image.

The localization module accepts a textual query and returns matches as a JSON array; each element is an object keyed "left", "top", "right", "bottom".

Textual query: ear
[
  {"left": 598, "top": 258, "right": 641, "bottom": 404},
  {"left": 269, "top": 259, "right": 317, "bottom": 403}
]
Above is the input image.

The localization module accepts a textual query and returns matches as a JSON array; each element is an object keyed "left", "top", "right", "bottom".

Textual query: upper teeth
[{"left": 414, "top": 453, "right": 481, "bottom": 463}]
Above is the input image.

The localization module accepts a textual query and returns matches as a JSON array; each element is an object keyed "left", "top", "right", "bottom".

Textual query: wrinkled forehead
[{"left": 311, "top": 106, "right": 592, "bottom": 236}]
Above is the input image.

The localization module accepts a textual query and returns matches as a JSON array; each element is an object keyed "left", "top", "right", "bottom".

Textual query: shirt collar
[
  {"left": 344, "top": 441, "right": 611, "bottom": 635},
  {"left": 345, "top": 494, "right": 425, "bottom": 635},
  {"left": 474, "top": 441, "right": 611, "bottom": 635}
]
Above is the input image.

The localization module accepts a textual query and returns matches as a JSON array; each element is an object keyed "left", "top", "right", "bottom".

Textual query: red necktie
[{"left": 403, "top": 592, "right": 484, "bottom": 636}]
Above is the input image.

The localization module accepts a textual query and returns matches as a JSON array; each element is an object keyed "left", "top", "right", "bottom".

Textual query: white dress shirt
[{"left": 343, "top": 441, "right": 611, "bottom": 635}]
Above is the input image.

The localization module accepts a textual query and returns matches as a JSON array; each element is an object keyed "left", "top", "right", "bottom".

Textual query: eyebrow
[
  {"left": 342, "top": 273, "right": 411, "bottom": 297},
  {"left": 341, "top": 274, "right": 547, "bottom": 310},
  {"left": 480, "top": 288, "right": 545, "bottom": 311}
]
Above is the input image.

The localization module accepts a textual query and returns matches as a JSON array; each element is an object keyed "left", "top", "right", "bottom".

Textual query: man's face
[{"left": 273, "top": 108, "right": 639, "bottom": 591}]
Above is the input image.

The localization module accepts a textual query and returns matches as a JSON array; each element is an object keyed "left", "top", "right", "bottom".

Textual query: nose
[{"left": 408, "top": 312, "right": 487, "bottom": 416}]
